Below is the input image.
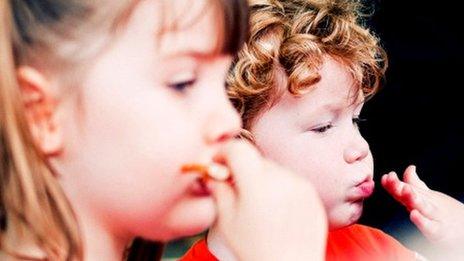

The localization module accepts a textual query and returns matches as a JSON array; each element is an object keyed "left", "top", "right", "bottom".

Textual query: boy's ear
[{"left": 17, "top": 66, "right": 63, "bottom": 156}]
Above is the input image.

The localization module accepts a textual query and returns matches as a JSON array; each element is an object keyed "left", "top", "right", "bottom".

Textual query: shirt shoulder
[
  {"left": 180, "top": 238, "right": 218, "bottom": 261},
  {"left": 326, "top": 224, "right": 416, "bottom": 261}
]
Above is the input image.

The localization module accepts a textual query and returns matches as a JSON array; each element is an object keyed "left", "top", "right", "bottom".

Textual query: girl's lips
[
  {"left": 181, "top": 163, "right": 231, "bottom": 181},
  {"left": 189, "top": 177, "right": 211, "bottom": 197},
  {"left": 356, "top": 180, "right": 375, "bottom": 198}
]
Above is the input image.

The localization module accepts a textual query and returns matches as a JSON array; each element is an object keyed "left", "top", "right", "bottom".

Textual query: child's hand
[
  {"left": 210, "top": 140, "right": 327, "bottom": 261},
  {"left": 381, "top": 165, "right": 464, "bottom": 253}
]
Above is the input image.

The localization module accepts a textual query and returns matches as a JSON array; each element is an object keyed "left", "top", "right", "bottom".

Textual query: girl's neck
[
  {"left": 77, "top": 210, "right": 128, "bottom": 261},
  {"left": 59, "top": 177, "right": 129, "bottom": 260},
  {"left": 57, "top": 165, "right": 131, "bottom": 260}
]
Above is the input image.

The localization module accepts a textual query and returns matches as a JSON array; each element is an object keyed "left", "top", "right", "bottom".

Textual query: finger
[
  {"left": 383, "top": 172, "right": 422, "bottom": 210},
  {"left": 398, "top": 184, "right": 439, "bottom": 221},
  {"left": 381, "top": 173, "right": 389, "bottom": 187},
  {"left": 209, "top": 180, "right": 236, "bottom": 217},
  {"left": 399, "top": 184, "right": 418, "bottom": 210},
  {"left": 382, "top": 172, "right": 399, "bottom": 198},
  {"left": 413, "top": 191, "right": 438, "bottom": 220},
  {"left": 383, "top": 172, "right": 405, "bottom": 198},
  {"left": 215, "top": 140, "right": 264, "bottom": 192},
  {"left": 381, "top": 172, "right": 394, "bottom": 192},
  {"left": 403, "top": 165, "right": 429, "bottom": 190},
  {"left": 410, "top": 209, "right": 440, "bottom": 241}
]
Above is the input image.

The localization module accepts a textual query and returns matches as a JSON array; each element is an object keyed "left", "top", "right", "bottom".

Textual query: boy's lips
[{"left": 355, "top": 180, "right": 375, "bottom": 198}]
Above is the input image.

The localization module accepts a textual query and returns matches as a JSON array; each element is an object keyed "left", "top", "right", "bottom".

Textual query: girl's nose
[{"left": 204, "top": 97, "right": 241, "bottom": 144}]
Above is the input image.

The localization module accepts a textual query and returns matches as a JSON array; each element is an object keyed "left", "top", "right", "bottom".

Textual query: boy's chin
[{"left": 328, "top": 203, "right": 364, "bottom": 231}]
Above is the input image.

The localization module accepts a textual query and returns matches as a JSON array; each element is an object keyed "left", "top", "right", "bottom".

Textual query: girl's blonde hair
[
  {"left": 1, "top": 1, "right": 83, "bottom": 259},
  {"left": 1, "top": 0, "right": 248, "bottom": 260},
  {"left": 228, "top": 0, "right": 388, "bottom": 130}
]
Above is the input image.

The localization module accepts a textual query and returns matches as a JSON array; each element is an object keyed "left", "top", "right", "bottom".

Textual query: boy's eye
[
  {"left": 167, "top": 79, "right": 197, "bottom": 92},
  {"left": 312, "top": 124, "right": 333, "bottom": 133},
  {"left": 353, "top": 117, "right": 367, "bottom": 128}
]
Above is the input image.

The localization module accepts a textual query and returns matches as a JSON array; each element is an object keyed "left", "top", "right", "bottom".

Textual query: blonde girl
[{"left": 0, "top": 0, "right": 326, "bottom": 260}]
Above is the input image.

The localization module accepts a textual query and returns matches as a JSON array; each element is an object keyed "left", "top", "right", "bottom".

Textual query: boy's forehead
[
  {"left": 275, "top": 57, "right": 362, "bottom": 113},
  {"left": 275, "top": 90, "right": 361, "bottom": 117}
]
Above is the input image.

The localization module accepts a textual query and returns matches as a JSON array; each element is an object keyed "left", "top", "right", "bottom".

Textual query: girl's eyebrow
[
  {"left": 159, "top": 29, "right": 223, "bottom": 61},
  {"left": 163, "top": 49, "right": 219, "bottom": 61}
]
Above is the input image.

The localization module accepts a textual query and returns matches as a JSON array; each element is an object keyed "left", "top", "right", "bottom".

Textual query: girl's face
[
  {"left": 53, "top": 0, "right": 240, "bottom": 240},
  {"left": 251, "top": 57, "right": 374, "bottom": 230}
]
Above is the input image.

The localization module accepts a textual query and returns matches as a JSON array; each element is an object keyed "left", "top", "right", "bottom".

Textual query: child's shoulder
[
  {"left": 180, "top": 238, "right": 217, "bottom": 261},
  {"left": 327, "top": 224, "right": 416, "bottom": 261},
  {"left": 328, "top": 224, "right": 392, "bottom": 248},
  {"left": 340, "top": 224, "right": 391, "bottom": 238}
]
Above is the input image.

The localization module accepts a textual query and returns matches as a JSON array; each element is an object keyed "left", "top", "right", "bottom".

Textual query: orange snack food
[{"left": 181, "top": 163, "right": 230, "bottom": 182}]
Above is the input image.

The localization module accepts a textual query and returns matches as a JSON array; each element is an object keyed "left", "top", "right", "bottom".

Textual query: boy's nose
[{"left": 344, "top": 134, "right": 370, "bottom": 164}]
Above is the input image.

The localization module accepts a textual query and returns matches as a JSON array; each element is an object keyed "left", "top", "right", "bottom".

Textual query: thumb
[
  {"left": 208, "top": 180, "right": 236, "bottom": 218},
  {"left": 404, "top": 165, "right": 429, "bottom": 189}
]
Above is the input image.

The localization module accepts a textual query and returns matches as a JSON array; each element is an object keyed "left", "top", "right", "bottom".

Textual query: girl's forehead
[{"left": 157, "top": 0, "right": 223, "bottom": 58}]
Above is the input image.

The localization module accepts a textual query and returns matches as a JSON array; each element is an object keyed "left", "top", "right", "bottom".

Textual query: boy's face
[{"left": 251, "top": 57, "right": 374, "bottom": 230}]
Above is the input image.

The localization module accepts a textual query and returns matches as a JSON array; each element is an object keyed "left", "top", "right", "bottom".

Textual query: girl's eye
[
  {"left": 167, "top": 79, "right": 197, "bottom": 92},
  {"left": 312, "top": 124, "right": 333, "bottom": 133},
  {"left": 353, "top": 117, "right": 367, "bottom": 128}
]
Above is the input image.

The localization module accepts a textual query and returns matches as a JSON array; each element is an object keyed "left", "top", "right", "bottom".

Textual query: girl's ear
[{"left": 17, "top": 66, "right": 63, "bottom": 156}]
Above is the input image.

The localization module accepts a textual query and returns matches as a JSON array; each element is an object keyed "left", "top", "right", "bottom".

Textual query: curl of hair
[
  {"left": 228, "top": 0, "right": 288, "bottom": 129},
  {"left": 228, "top": 0, "right": 387, "bottom": 130}
]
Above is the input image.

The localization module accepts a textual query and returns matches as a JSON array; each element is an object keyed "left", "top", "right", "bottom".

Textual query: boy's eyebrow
[
  {"left": 311, "top": 102, "right": 345, "bottom": 115},
  {"left": 304, "top": 99, "right": 364, "bottom": 117}
]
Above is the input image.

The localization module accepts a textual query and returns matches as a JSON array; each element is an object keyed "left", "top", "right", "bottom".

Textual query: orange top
[
  {"left": 180, "top": 238, "right": 218, "bottom": 261},
  {"left": 325, "top": 224, "right": 416, "bottom": 261},
  {"left": 180, "top": 224, "right": 416, "bottom": 261}
]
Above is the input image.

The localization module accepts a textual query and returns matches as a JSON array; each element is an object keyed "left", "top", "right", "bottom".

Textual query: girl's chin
[{"left": 164, "top": 197, "right": 217, "bottom": 239}]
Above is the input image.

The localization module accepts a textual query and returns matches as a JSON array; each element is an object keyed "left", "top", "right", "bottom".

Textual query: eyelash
[
  {"left": 167, "top": 79, "right": 197, "bottom": 92},
  {"left": 311, "top": 117, "right": 366, "bottom": 133},
  {"left": 312, "top": 124, "right": 333, "bottom": 133},
  {"left": 353, "top": 116, "right": 367, "bottom": 127}
]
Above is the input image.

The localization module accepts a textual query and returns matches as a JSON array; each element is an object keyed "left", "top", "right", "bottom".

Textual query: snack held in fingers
[{"left": 182, "top": 163, "right": 231, "bottom": 182}]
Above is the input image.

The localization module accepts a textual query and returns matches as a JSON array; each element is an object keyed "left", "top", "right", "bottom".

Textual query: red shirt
[{"left": 180, "top": 224, "right": 416, "bottom": 261}]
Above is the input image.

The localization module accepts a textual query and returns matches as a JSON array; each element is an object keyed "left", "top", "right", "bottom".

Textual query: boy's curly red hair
[{"left": 228, "top": 0, "right": 387, "bottom": 130}]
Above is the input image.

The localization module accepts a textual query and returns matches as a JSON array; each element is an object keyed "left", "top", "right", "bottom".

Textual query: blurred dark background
[{"left": 360, "top": 0, "right": 464, "bottom": 257}]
